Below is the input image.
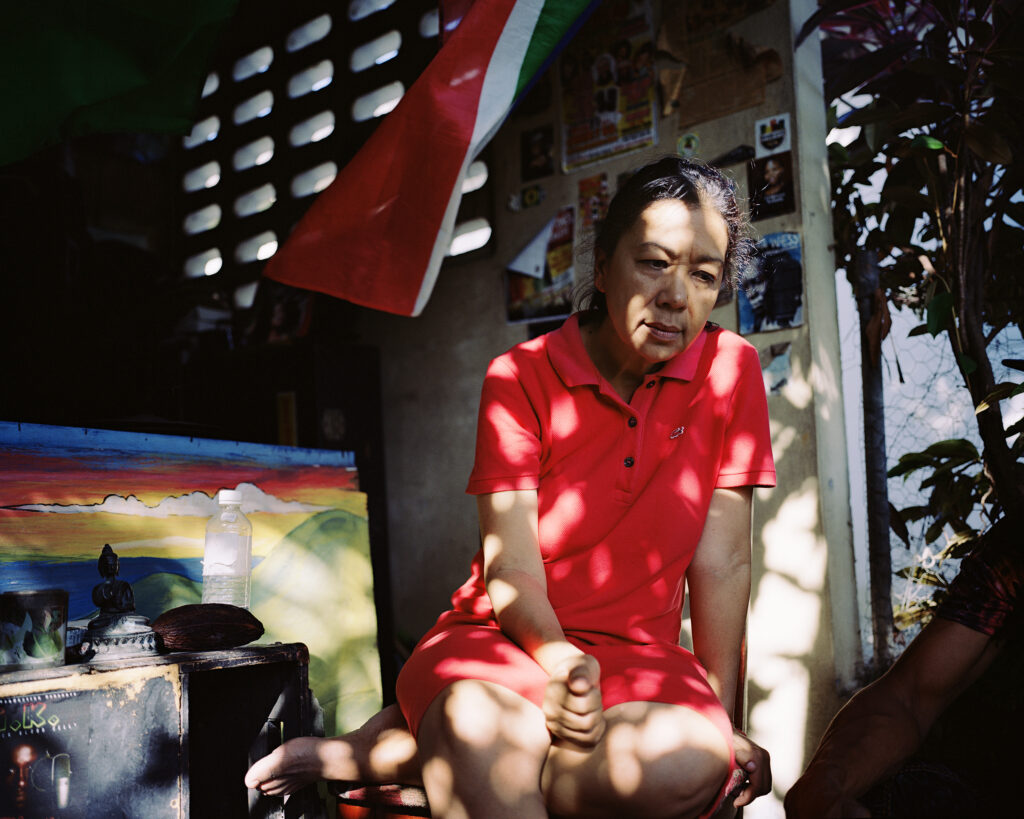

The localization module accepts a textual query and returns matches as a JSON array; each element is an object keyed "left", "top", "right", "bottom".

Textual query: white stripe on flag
[{"left": 414, "top": 0, "right": 546, "bottom": 316}]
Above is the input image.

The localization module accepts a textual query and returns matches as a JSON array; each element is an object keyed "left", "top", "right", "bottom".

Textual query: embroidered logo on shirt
[{"left": 669, "top": 426, "right": 686, "bottom": 439}]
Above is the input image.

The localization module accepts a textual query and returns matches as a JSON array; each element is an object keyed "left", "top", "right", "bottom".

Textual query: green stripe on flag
[{"left": 514, "top": 0, "right": 596, "bottom": 99}]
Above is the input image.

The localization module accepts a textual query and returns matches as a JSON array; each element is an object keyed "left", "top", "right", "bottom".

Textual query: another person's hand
[
  {"left": 732, "top": 728, "right": 772, "bottom": 807},
  {"left": 543, "top": 654, "right": 605, "bottom": 749},
  {"left": 784, "top": 764, "right": 870, "bottom": 818}
]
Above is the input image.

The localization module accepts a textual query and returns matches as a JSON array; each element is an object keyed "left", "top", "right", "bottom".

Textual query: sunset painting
[{"left": 0, "top": 421, "right": 382, "bottom": 734}]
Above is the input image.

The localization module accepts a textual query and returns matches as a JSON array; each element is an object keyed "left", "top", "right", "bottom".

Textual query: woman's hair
[{"left": 574, "top": 156, "right": 753, "bottom": 315}]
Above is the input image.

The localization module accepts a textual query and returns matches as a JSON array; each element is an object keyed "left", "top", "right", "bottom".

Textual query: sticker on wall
[
  {"left": 676, "top": 133, "right": 700, "bottom": 158},
  {"left": 755, "top": 113, "right": 791, "bottom": 157},
  {"left": 559, "top": 1, "right": 657, "bottom": 171},
  {"left": 521, "top": 184, "right": 546, "bottom": 209},
  {"left": 738, "top": 231, "right": 803, "bottom": 334},
  {"left": 749, "top": 150, "right": 796, "bottom": 221},
  {"left": 506, "top": 205, "right": 575, "bottom": 323},
  {"left": 521, "top": 124, "right": 555, "bottom": 181},
  {"left": 760, "top": 341, "right": 792, "bottom": 395},
  {"left": 577, "top": 173, "right": 609, "bottom": 235},
  {"left": 506, "top": 185, "right": 546, "bottom": 213}
]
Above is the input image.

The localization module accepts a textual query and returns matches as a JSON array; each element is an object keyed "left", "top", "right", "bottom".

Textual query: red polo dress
[{"left": 396, "top": 314, "right": 775, "bottom": 761}]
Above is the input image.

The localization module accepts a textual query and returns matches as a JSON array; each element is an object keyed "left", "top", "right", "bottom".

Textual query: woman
[{"left": 246, "top": 157, "right": 775, "bottom": 817}]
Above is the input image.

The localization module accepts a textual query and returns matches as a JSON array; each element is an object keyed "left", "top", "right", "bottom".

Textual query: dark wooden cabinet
[{"left": 0, "top": 643, "right": 324, "bottom": 818}]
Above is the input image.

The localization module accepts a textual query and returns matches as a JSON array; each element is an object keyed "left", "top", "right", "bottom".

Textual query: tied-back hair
[{"left": 574, "top": 155, "right": 753, "bottom": 317}]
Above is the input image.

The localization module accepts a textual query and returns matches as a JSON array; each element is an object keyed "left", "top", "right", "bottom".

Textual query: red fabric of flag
[{"left": 263, "top": 0, "right": 517, "bottom": 317}]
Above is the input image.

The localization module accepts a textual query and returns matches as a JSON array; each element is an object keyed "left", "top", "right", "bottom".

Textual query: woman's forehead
[{"left": 624, "top": 199, "right": 728, "bottom": 256}]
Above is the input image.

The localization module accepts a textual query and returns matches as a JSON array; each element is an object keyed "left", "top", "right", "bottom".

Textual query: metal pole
[{"left": 855, "top": 249, "right": 893, "bottom": 669}]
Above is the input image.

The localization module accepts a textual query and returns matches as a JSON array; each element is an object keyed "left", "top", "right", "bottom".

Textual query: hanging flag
[
  {"left": 0, "top": 1, "right": 239, "bottom": 167},
  {"left": 262, "top": 0, "right": 598, "bottom": 317}
]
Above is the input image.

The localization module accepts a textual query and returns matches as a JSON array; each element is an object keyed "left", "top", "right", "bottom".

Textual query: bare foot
[{"left": 245, "top": 704, "right": 421, "bottom": 795}]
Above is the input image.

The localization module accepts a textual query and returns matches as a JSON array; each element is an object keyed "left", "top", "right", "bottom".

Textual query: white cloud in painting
[{"left": 14, "top": 482, "right": 330, "bottom": 516}]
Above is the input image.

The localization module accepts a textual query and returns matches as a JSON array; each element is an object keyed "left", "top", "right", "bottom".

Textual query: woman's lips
[{"left": 644, "top": 322, "right": 681, "bottom": 341}]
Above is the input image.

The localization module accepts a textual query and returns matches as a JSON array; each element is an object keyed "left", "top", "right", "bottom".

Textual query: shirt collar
[{"left": 548, "top": 313, "right": 709, "bottom": 388}]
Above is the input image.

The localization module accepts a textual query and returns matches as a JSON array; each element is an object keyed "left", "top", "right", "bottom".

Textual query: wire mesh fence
[{"left": 838, "top": 273, "right": 1024, "bottom": 665}]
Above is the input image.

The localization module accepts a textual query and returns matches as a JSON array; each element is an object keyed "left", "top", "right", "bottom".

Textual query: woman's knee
[
  {"left": 418, "top": 681, "right": 551, "bottom": 817},
  {"left": 543, "top": 702, "right": 731, "bottom": 818},
  {"left": 420, "top": 680, "right": 550, "bottom": 759}
]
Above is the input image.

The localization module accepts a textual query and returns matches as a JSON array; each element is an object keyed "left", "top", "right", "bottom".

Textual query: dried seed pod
[{"left": 152, "top": 603, "right": 264, "bottom": 652}]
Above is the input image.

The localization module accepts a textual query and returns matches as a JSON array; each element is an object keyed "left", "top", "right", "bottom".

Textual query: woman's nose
[{"left": 658, "top": 273, "right": 688, "bottom": 309}]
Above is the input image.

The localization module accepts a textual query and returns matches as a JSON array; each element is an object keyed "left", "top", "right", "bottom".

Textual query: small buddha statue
[
  {"left": 83, "top": 545, "right": 156, "bottom": 657},
  {"left": 92, "top": 544, "right": 135, "bottom": 615}
]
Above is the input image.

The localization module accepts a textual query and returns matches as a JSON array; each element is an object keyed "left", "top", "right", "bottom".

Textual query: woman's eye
[
  {"left": 642, "top": 259, "right": 668, "bottom": 270},
  {"left": 694, "top": 270, "right": 716, "bottom": 283}
]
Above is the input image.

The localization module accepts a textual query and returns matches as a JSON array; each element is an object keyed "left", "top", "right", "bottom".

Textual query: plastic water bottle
[{"left": 202, "top": 489, "right": 252, "bottom": 608}]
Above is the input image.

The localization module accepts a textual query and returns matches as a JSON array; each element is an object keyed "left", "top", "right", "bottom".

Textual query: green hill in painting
[
  {"left": 250, "top": 506, "right": 381, "bottom": 735},
  {"left": 133, "top": 572, "right": 202, "bottom": 621}
]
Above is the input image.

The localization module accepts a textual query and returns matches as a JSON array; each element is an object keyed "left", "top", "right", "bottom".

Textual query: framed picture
[{"left": 749, "top": 151, "right": 796, "bottom": 221}]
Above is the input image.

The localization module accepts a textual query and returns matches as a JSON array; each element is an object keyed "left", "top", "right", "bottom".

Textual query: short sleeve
[
  {"left": 466, "top": 356, "right": 542, "bottom": 495},
  {"left": 716, "top": 344, "right": 776, "bottom": 488},
  {"left": 936, "top": 532, "right": 1022, "bottom": 637}
]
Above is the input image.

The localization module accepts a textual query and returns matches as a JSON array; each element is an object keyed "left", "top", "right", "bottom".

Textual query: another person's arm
[
  {"left": 478, "top": 490, "right": 605, "bottom": 748},
  {"left": 784, "top": 616, "right": 1001, "bottom": 818},
  {"left": 687, "top": 485, "right": 770, "bottom": 805}
]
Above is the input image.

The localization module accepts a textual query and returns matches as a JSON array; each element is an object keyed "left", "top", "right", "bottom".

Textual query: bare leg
[
  {"left": 416, "top": 679, "right": 551, "bottom": 819},
  {"left": 245, "top": 703, "right": 421, "bottom": 796},
  {"left": 541, "top": 701, "right": 731, "bottom": 819}
]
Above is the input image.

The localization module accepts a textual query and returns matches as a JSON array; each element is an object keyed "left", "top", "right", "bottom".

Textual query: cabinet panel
[{"left": 0, "top": 644, "right": 322, "bottom": 819}]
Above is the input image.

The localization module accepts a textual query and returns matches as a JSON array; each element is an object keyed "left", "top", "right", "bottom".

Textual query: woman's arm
[
  {"left": 478, "top": 490, "right": 604, "bottom": 747},
  {"left": 785, "top": 617, "right": 1001, "bottom": 818},
  {"left": 686, "top": 486, "right": 771, "bottom": 805},
  {"left": 686, "top": 486, "right": 753, "bottom": 716}
]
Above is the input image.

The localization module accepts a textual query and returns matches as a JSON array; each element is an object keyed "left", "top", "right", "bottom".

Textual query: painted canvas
[{"left": 0, "top": 421, "right": 381, "bottom": 735}]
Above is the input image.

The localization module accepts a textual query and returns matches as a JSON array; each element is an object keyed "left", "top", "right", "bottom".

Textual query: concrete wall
[{"left": 350, "top": 1, "right": 857, "bottom": 812}]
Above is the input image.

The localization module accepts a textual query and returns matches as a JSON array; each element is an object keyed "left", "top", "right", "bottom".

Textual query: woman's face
[{"left": 595, "top": 198, "right": 728, "bottom": 373}]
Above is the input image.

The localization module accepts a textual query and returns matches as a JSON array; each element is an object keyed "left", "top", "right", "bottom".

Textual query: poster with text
[
  {"left": 738, "top": 232, "right": 804, "bottom": 334},
  {"left": 506, "top": 206, "right": 575, "bottom": 323},
  {"left": 560, "top": 0, "right": 656, "bottom": 171},
  {"left": 578, "top": 172, "right": 609, "bottom": 236}
]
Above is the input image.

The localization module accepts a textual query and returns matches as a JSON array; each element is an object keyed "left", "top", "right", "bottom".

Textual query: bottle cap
[{"left": 218, "top": 489, "right": 242, "bottom": 505}]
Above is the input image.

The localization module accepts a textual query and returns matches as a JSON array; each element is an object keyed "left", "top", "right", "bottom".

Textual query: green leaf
[
  {"left": 888, "top": 452, "right": 939, "bottom": 478},
  {"left": 795, "top": 0, "right": 871, "bottom": 48},
  {"left": 926, "top": 292, "right": 954, "bottom": 335},
  {"left": 895, "top": 566, "right": 947, "bottom": 587},
  {"left": 889, "top": 502, "right": 910, "bottom": 547},
  {"left": 1005, "top": 417, "right": 1024, "bottom": 438},
  {"left": 907, "top": 323, "right": 930, "bottom": 337},
  {"left": 964, "top": 121, "right": 1014, "bottom": 165},
  {"left": 923, "top": 438, "right": 979, "bottom": 460},
  {"left": 909, "top": 134, "right": 946, "bottom": 152},
  {"left": 925, "top": 518, "right": 946, "bottom": 543},
  {"left": 896, "top": 504, "right": 932, "bottom": 522},
  {"left": 976, "top": 382, "right": 1024, "bottom": 414},
  {"left": 894, "top": 604, "right": 934, "bottom": 630},
  {"left": 889, "top": 102, "right": 954, "bottom": 133}
]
